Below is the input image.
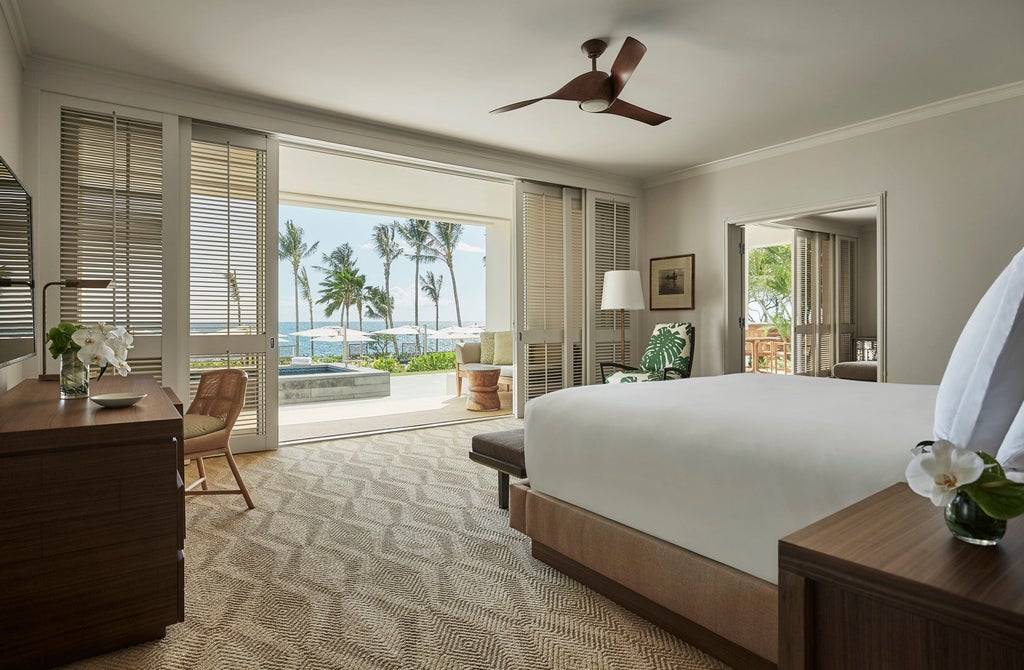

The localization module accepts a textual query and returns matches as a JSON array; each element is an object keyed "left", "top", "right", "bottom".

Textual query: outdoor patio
[{"left": 279, "top": 370, "right": 512, "bottom": 442}]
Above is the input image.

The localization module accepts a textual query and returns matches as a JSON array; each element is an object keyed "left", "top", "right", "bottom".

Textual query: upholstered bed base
[{"left": 510, "top": 483, "right": 778, "bottom": 669}]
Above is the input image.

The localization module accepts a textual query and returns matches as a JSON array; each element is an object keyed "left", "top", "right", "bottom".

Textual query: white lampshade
[{"left": 600, "top": 270, "right": 645, "bottom": 310}]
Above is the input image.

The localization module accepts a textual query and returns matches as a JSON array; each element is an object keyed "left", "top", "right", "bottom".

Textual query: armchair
[{"left": 601, "top": 322, "right": 695, "bottom": 383}]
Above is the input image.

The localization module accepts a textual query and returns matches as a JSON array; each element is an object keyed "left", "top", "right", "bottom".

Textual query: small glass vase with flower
[
  {"left": 45, "top": 322, "right": 134, "bottom": 399},
  {"left": 906, "top": 440, "right": 1024, "bottom": 546}
]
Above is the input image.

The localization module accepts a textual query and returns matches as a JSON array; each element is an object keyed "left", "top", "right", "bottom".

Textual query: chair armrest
[
  {"left": 456, "top": 341, "right": 481, "bottom": 365},
  {"left": 662, "top": 366, "right": 690, "bottom": 380},
  {"left": 599, "top": 361, "right": 638, "bottom": 383}
]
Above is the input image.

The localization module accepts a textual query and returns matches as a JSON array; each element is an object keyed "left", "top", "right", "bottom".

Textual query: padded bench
[{"left": 469, "top": 428, "right": 526, "bottom": 509}]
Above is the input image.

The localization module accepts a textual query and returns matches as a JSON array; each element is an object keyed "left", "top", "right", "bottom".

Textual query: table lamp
[
  {"left": 40, "top": 278, "right": 113, "bottom": 380},
  {"left": 600, "top": 270, "right": 645, "bottom": 366}
]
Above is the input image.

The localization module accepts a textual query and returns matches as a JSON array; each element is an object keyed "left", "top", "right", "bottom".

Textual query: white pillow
[{"left": 934, "top": 246, "right": 1024, "bottom": 462}]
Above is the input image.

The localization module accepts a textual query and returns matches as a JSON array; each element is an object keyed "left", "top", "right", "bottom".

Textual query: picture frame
[{"left": 649, "top": 254, "right": 695, "bottom": 310}]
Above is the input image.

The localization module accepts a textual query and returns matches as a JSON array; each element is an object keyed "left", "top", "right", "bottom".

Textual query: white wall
[
  {"left": 0, "top": 11, "right": 27, "bottom": 393},
  {"left": 642, "top": 93, "right": 1024, "bottom": 384}
]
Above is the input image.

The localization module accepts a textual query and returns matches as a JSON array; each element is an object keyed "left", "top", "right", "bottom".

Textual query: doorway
[{"left": 726, "top": 196, "right": 886, "bottom": 381}]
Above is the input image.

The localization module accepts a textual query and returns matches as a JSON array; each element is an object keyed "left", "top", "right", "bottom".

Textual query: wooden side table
[
  {"left": 463, "top": 363, "right": 501, "bottom": 411},
  {"left": 779, "top": 484, "right": 1024, "bottom": 669}
]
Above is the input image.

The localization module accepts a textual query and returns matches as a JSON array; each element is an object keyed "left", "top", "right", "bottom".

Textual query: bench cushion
[
  {"left": 471, "top": 428, "right": 525, "bottom": 467},
  {"left": 832, "top": 361, "right": 877, "bottom": 382}
]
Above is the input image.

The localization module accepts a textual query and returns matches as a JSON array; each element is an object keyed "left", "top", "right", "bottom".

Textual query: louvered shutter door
[
  {"left": 816, "top": 236, "right": 834, "bottom": 376},
  {"left": 59, "top": 108, "right": 164, "bottom": 380},
  {"left": 0, "top": 159, "right": 33, "bottom": 363},
  {"left": 835, "top": 236, "right": 857, "bottom": 363},
  {"left": 589, "top": 194, "right": 635, "bottom": 382},
  {"left": 569, "top": 199, "right": 584, "bottom": 387},
  {"left": 792, "top": 229, "right": 815, "bottom": 376},
  {"left": 188, "top": 127, "right": 275, "bottom": 448},
  {"left": 518, "top": 184, "right": 565, "bottom": 403}
]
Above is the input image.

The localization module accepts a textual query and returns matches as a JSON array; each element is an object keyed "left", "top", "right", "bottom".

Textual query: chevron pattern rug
[{"left": 66, "top": 419, "right": 729, "bottom": 670}]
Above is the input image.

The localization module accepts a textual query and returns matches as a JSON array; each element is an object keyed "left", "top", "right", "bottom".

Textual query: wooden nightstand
[{"left": 779, "top": 484, "right": 1024, "bottom": 669}]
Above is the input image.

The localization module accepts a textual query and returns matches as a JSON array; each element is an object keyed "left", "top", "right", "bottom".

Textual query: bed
[
  {"left": 514, "top": 374, "right": 937, "bottom": 667},
  {"left": 508, "top": 246, "right": 1024, "bottom": 668}
]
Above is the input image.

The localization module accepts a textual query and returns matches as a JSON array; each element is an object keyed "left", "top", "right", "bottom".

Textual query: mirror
[{"left": 0, "top": 154, "right": 34, "bottom": 368}]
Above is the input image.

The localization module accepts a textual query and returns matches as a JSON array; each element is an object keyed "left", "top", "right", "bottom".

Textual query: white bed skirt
[{"left": 524, "top": 374, "right": 937, "bottom": 583}]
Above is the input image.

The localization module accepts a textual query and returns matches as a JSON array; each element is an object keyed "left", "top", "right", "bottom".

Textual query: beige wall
[
  {"left": 0, "top": 13, "right": 27, "bottom": 393},
  {"left": 642, "top": 94, "right": 1024, "bottom": 384}
]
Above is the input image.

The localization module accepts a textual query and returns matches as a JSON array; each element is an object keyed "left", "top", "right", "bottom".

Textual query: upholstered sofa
[{"left": 455, "top": 331, "right": 513, "bottom": 396}]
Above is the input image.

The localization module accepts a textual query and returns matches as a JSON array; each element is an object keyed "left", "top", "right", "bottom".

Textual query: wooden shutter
[
  {"left": 0, "top": 158, "right": 33, "bottom": 364},
  {"left": 835, "top": 236, "right": 857, "bottom": 363},
  {"left": 589, "top": 193, "right": 635, "bottom": 382},
  {"left": 188, "top": 127, "right": 274, "bottom": 446},
  {"left": 59, "top": 108, "right": 163, "bottom": 379},
  {"left": 518, "top": 183, "right": 566, "bottom": 402}
]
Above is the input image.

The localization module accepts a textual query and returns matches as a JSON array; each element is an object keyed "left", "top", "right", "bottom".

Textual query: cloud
[{"left": 457, "top": 242, "right": 485, "bottom": 254}]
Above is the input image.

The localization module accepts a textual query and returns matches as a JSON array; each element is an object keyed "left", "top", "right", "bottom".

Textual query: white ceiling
[{"left": 14, "top": 0, "right": 1024, "bottom": 179}]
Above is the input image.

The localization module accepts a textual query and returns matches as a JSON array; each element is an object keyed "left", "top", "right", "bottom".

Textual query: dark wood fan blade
[
  {"left": 491, "top": 71, "right": 610, "bottom": 114},
  {"left": 599, "top": 98, "right": 670, "bottom": 125},
  {"left": 609, "top": 36, "right": 647, "bottom": 99},
  {"left": 490, "top": 98, "right": 545, "bottom": 114}
]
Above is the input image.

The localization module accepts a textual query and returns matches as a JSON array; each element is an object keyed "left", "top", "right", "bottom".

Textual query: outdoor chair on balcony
[{"left": 601, "top": 322, "right": 695, "bottom": 383}]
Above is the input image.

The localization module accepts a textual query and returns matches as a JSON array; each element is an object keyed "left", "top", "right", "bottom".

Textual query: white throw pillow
[{"left": 934, "top": 246, "right": 1024, "bottom": 462}]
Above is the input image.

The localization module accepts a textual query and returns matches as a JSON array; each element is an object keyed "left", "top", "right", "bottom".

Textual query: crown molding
[
  {"left": 0, "top": 0, "right": 29, "bottom": 65},
  {"left": 24, "top": 55, "right": 642, "bottom": 196},
  {"left": 644, "top": 79, "right": 1024, "bottom": 189}
]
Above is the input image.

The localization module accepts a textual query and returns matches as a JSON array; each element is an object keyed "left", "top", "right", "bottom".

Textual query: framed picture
[{"left": 649, "top": 254, "right": 695, "bottom": 310}]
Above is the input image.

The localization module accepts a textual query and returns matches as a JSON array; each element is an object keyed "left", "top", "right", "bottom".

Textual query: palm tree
[
  {"left": 365, "top": 285, "right": 397, "bottom": 356},
  {"left": 421, "top": 271, "right": 444, "bottom": 352},
  {"left": 351, "top": 272, "right": 367, "bottom": 332},
  {"left": 279, "top": 219, "right": 319, "bottom": 354},
  {"left": 397, "top": 219, "right": 438, "bottom": 354},
  {"left": 298, "top": 266, "right": 315, "bottom": 358},
  {"left": 372, "top": 221, "right": 403, "bottom": 327},
  {"left": 431, "top": 221, "right": 464, "bottom": 326},
  {"left": 317, "top": 243, "right": 355, "bottom": 274},
  {"left": 317, "top": 266, "right": 361, "bottom": 360}
]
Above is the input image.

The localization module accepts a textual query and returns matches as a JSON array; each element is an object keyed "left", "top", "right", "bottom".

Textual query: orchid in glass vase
[
  {"left": 46, "top": 322, "right": 134, "bottom": 398},
  {"left": 906, "top": 440, "right": 1024, "bottom": 546}
]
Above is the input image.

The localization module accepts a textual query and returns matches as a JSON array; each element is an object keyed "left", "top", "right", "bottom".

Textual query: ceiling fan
[{"left": 491, "top": 36, "right": 670, "bottom": 126}]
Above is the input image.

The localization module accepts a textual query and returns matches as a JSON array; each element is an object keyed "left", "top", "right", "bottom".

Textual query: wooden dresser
[
  {"left": 779, "top": 484, "right": 1024, "bottom": 669},
  {"left": 0, "top": 375, "right": 185, "bottom": 669}
]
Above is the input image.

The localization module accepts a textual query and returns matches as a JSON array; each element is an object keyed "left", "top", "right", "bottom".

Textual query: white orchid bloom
[
  {"left": 114, "top": 344, "right": 129, "bottom": 360},
  {"left": 111, "top": 358, "right": 132, "bottom": 376},
  {"left": 71, "top": 327, "right": 102, "bottom": 348},
  {"left": 76, "top": 340, "right": 116, "bottom": 368},
  {"left": 906, "top": 439, "right": 984, "bottom": 507}
]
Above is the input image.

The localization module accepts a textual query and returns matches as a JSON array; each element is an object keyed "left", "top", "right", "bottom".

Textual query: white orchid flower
[
  {"left": 76, "top": 341, "right": 116, "bottom": 367},
  {"left": 111, "top": 358, "right": 132, "bottom": 376},
  {"left": 113, "top": 344, "right": 129, "bottom": 360},
  {"left": 71, "top": 327, "right": 102, "bottom": 348},
  {"left": 906, "top": 439, "right": 984, "bottom": 507}
]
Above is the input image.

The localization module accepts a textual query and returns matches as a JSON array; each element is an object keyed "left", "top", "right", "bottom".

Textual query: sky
[{"left": 278, "top": 205, "right": 487, "bottom": 327}]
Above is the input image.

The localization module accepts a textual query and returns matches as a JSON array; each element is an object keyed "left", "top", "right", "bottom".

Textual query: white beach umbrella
[
  {"left": 312, "top": 332, "right": 375, "bottom": 343},
  {"left": 429, "top": 326, "right": 481, "bottom": 340},
  {"left": 375, "top": 324, "right": 438, "bottom": 336},
  {"left": 291, "top": 325, "right": 370, "bottom": 338}
]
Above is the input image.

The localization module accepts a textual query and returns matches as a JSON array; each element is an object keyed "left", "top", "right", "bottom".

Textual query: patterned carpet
[{"left": 65, "top": 419, "right": 730, "bottom": 670}]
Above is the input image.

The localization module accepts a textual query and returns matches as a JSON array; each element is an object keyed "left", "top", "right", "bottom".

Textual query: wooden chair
[{"left": 184, "top": 368, "right": 254, "bottom": 509}]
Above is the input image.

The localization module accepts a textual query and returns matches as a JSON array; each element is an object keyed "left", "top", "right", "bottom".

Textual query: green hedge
[
  {"left": 405, "top": 351, "right": 456, "bottom": 372},
  {"left": 369, "top": 357, "right": 402, "bottom": 373}
]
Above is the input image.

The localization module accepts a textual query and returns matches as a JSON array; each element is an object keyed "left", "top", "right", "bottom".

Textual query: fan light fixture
[{"left": 579, "top": 99, "right": 611, "bottom": 113}]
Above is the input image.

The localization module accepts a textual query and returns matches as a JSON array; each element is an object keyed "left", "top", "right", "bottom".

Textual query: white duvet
[{"left": 524, "top": 374, "right": 937, "bottom": 584}]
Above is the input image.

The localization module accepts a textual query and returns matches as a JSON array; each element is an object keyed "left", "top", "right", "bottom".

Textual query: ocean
[{"left": 192, "top": 320, "right": 483, "bottom": 358}]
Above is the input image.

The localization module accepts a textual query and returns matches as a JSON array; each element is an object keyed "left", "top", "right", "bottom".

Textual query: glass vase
[
  {"left": 945, "top": 491, "right": 1006, "bottom": 546},
  {"left": 59, "top": 351, "right": 89, "bottom": 399}
]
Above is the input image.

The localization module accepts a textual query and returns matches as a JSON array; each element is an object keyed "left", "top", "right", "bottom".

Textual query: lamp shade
[{"left": 600, "top": 270, "right": 645, "bottom": 310}]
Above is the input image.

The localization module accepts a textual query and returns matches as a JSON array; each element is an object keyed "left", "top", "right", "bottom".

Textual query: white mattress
[{"left": 524, "top": 374, "right": 936, "bottom": 583}]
